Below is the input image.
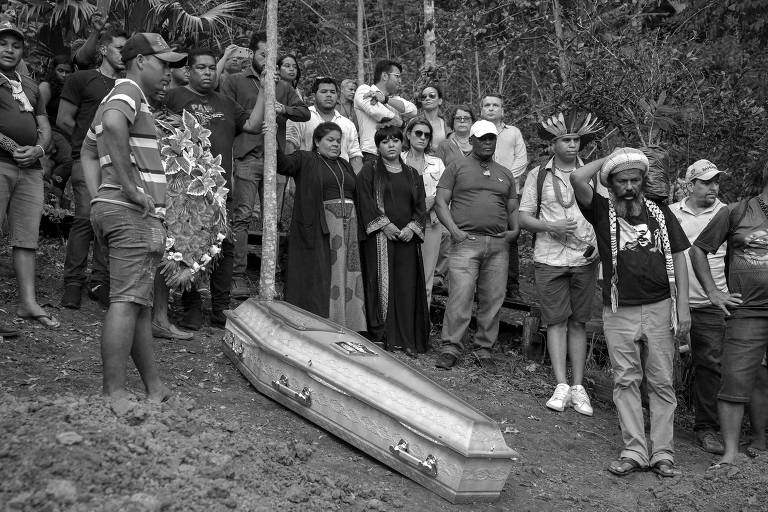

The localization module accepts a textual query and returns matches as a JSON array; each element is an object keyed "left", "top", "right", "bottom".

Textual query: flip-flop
[
  {"left": 707, "top": 461, "right": 734, "bottom": 472},
  {"left": 608, "top": 457, "right": 645, "bottom": 476},
  {"left": 651, "top": 459, "right": 680, "bottom": 477},
  {"left": 17, "top": 313, "right": 60, "bottom": 329}
]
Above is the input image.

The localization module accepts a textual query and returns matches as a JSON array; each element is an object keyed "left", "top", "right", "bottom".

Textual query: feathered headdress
[{"left": 538, "top": 111, "right": 603, "bottom": 145}]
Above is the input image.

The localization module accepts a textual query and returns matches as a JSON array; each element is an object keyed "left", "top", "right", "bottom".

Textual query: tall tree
[
  {"left": 357, "top": 0, "right": 365, "bottom": 84},
  {"left": 423, "top": 0, "right": 436, "bottom": 71},
  {"left": 259, "top": 0, "right": 279, "bottom": 300}
]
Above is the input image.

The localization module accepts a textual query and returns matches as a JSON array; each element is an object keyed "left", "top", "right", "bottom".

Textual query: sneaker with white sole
[
  {"left": 546, "top": 383, "right": 571, "bottom": 412},
  {"left": 570, "top": 384, "right": 594, "bottom": 416}
]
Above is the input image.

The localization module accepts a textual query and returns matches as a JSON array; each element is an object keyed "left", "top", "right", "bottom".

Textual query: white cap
[
  {"left": 685, "top": 159, "right": 723, "bottom": 182},
  {"left": 469, "top": 120, "right": 498, "bottom": 138}
]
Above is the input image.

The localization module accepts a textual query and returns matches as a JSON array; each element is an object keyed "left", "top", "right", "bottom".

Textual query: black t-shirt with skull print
[{"left": 578, "top": 193, "right": 689, "bottom": 307}]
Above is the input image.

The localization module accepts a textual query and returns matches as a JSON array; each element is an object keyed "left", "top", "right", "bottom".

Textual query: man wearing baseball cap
[
  {"left": 670, "top": 159, "right": 728, "bottom": 455},
  {"left": 84, "top": 33, "right": 185, "bottom": 403},
  {"left": 571, "top": 148, "right": 691, "bottom": 477},
  {"left": 0, "top": 21, "right": 58, "bottom": 334},
  {"left": 434, "top": 120, "right": 520, "bottom": 372}
]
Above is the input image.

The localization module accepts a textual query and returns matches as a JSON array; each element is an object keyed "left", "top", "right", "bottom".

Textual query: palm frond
[{"left": 148, "top": 0, "right": 246, "bottom": 41}]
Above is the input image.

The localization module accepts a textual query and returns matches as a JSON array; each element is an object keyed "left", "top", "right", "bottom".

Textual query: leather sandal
[
  {"left": 651, "top": 459, "right": 680, "bottom": 477},
  {"left": 608, "top": 457, "right": 644, "bottom": 476}
]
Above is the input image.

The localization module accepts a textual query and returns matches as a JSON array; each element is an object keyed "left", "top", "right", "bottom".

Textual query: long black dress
[{"left": 357, "top": 158, "right": 429, "bottom": 354}]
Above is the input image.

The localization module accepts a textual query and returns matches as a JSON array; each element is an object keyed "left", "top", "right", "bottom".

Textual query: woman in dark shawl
[
  {"left": 357, "top": 126, "right": 429, "bottom": 357},
  {"left": 277, "top": 122, "right": 366, "bottom": 331}
]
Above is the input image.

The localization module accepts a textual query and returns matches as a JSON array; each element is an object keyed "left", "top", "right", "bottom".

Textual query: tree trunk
[
  {"left": 357, "top": 0, "right": 365, "bottom": 85},
  {"left": 423, "top": 0, "right": 436, "bottom": 71},
  {"left": 497, "top": 48, "right": 506, "bottom": 93},
  {"left": 552, "top": 0, "right": 568, "bottom": 84},
  {"left": 259, "top": 0, "right": 278, "bottom": 300}
]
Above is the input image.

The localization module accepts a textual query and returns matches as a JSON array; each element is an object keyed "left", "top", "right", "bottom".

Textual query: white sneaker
[
  {"left": 570, "top": 384, "right": 594, "bottom": 416},
  {"left": 546, "top": 383, "right": 571, "bottom": 412}
]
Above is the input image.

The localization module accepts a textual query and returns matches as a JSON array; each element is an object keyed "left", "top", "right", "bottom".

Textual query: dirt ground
[{"left": 2, "top": 238, "right": 767, "bottom": 512}]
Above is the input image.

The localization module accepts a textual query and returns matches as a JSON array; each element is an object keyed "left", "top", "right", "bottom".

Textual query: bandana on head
[{"left": 607, "top": 196, "right": 678, "bottom": 330}]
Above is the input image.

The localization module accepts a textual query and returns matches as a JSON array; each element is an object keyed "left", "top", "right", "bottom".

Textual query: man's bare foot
[
  {"left": 103, "top": 388, "right": 133, "bottom": 402},
  {"left": 147, "top": 384, "right": 172, "bottom": 403}
]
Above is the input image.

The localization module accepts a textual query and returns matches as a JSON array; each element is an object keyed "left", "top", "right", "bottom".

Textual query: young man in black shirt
[
  {"left": 571, "top": 148, "right": 691, "bottom": 478},
  {"left": 163, "top": 48, "right": 265, "bottom": 330},
  {"left": 58, "top": 27, "right": 128, "bottom": 309}
]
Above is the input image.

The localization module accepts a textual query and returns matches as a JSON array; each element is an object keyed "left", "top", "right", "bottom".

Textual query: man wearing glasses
[
  {"left": 434, "top": 120, "right": 520, "bottom": 373},
  {"left": 353, "top": 59, "right": 416, "bottom": 164}
]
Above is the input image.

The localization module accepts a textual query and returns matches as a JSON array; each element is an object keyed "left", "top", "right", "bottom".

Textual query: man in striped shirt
[{"left": 87, "top": 33, "right": 186, "bottom": 402}]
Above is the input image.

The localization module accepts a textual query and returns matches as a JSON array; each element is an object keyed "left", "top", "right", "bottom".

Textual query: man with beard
[
  {"left": 220, "top": 32, "right": 309, "bottom": 299},
  {"left": 669, "top": 160, "right": 727, "bottom": 455},
  {"left": 86, "top": 33, "right": 186, "bottom": 402},
  {"left": 58, "top": 27, "right": 128, "bottom": 309},
  {"left": 286, "top": 76, "right": 362, "bottom": 173},
  {"left": 337, "top": 78, "right": 358, "bottom": 132},
  {"left": 354, "top": 60, "right": 416, "bottom": 164},
  {"left": 434, "top": 120, "right": 519, "bottom": 373},
  {"left": 162, "top": 48, "right": 267, "bottom": 331},
  {"left": 571, "top": 148, "right": 691, "bottom": 477},
  {"left": 0, "top": 21, "right": 54, "bottom": 334}
]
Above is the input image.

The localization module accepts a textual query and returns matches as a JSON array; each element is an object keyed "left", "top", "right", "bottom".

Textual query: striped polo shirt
[{"left": 87, "top": 78, "right": 166, "bottom": 218}]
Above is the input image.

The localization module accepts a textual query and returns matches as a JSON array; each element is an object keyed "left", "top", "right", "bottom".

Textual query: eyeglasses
[
  {"left": 381, "top": 136, "right": 401, "bottom": 143},
  {"left": 454, "top": 116, "right": 472, "bottom": 122},
  {"left": 413, "top": 130, "right": 431, "bottom": 139},
  {"left": 422, "top": 92, "right": 438, "bottom": 100}
]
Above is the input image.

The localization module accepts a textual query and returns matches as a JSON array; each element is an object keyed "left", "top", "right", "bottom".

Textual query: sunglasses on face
[
  {"left": 412, "top": 130, "right": 431, "bottom": 139},
  {"left": 422, "top": 92, "right": 438, "bottom": 100}
]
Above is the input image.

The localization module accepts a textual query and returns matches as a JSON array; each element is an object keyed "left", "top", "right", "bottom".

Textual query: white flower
[
  {"left": 210, "top": 245, "right": 221, "bottom": 256},
  {"left": 216, "top": 232, "right": 226, "bottom": 242},
  {"left": 165, "top": 237, "right": 175, "bottom": 250},
  {"left": 201, "top": 254, "right": 212, "bottom": 265},
  {"left": 166, "top": 254, "right": 174, "bottom": 261},
  {"left": 192, "top": 262, "right": 200, "bottom": 271},
  {"left": 172, "top": 252, "right": 183, "bottom": 262}
]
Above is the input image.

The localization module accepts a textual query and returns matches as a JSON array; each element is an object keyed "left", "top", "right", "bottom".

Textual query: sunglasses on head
[
  {"left": 412, "top": 129, "right": 431, "bottom": 139},
  {"left": 422, "top": 92, "right": 438, "bottom": 100}
]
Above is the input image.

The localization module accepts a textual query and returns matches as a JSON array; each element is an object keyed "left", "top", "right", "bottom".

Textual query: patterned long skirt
[{"left": 324, "top": 199, "right": 367, "bottom": 331}]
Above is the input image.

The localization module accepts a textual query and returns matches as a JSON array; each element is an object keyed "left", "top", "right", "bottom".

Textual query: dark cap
[
  {"left": 121, "top": 33, "right": 187, "bottom": 67},
  {"left": 0, "top": 21, "right": 24, "bottom": 41}
]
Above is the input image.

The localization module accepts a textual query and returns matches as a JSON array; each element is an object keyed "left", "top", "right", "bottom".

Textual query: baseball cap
[
  {"left": 469, "top": 120, "right": 498, "bottom": 138},
  {"left": 685, "top": 159, "right": 723, "bottom": 182},
  {"left": 121, "top": 33, "right": 187, "bottom": 67},
  {"left": 0, "top": 21, "right": 24, "bottom": 41}
]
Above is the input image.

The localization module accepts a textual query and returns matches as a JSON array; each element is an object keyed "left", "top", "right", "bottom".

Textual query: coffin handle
[
  {"left": 271, "top": 375, "right": 312, "bottom": 407},
  {"left": 388, "top": 439, "right": 438, "bottom": 478}
]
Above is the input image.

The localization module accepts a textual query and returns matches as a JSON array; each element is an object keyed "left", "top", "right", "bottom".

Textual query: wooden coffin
[{"left": 222, "top": 299, "right": 517, "bottom": 503}]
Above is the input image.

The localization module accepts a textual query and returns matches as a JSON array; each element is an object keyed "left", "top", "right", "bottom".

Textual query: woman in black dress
[
  {"left": 277, "top": 122, "right": 366, "bottom": 331},
  {"left": 357, "top": 126, "right": 429, "bottom": 356}
]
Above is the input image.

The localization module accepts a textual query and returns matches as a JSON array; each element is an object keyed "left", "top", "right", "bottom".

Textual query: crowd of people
[{"left": 1, "top": 14, "right": 767, "bottom": 478}]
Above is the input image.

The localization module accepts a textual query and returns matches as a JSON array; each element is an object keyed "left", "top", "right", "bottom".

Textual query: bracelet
[{"left": 35, "top": 144, "right": 45, "bottom": 156}]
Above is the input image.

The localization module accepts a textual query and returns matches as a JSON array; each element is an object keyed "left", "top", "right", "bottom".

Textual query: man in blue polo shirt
[{"left": 434, "top": 120, "right": 520, "bottom": 373}]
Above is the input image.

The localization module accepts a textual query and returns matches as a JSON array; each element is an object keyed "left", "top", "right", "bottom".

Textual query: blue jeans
[
  {"left": 231, "top": 154, "right": 286, "bottom": 277},
  {"left": 63, "top": 160, "right": 109, "bottom": 286},
  {"left": 440, "top": 234, "right": 508, "bottom": 358},
  {"left": 689, "top": 306, "right": 725, "bottom": 431}
]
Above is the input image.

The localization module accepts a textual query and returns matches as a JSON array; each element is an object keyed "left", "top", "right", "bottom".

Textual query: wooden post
[
  {"left": 552, "top": 0, "right": 568, "bottom": 84},
  {"left": 357, "top": 0, "right": 365, "bottom": 85},
  {"left": 259, "top": 0, "right": 278, "bottom": 300}
]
